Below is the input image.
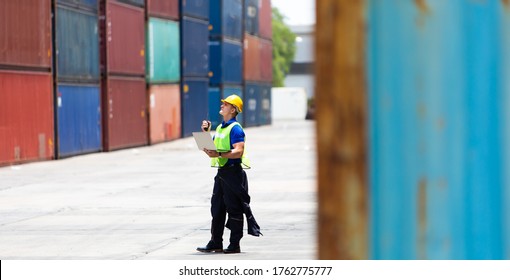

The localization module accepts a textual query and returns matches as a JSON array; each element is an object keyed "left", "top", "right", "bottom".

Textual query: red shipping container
[
  {"left": 0, "top": 71, "right": 54, "bottom": 166},
  {"left": 260, "top": 38, "right": 273, "bottom": 82},
  {"left": 244, "top": 33, "right": 261, "bottom": 81},
  {"left": 0, "top": 0, "right": 52, "bottom": 69},
  {"left": 147, "top": 0, "right": 179, "bottom": 20},
  {"left": 259, "top": 0, "right": 272, "bottom": 40},
  {"left": 148, "top": 84, "right": 181, "bottom": 144},
  {"left": 102, "top": 1, "right": 146, "bottom": 75},
  {"left": 102, "top": 76, "right": 148, "bottom": 151}
]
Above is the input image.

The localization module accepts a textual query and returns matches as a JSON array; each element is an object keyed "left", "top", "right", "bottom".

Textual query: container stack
[
  {"left": 0, "top": 0, "right": 55, "bottom": 166},
  {"left": 180, "top": 0, "right": 210, "bottom": 137},
  {"left": 208, "top": 0, "right": 244, "bottom": 128},
  {"left": 145, "top": 0, "right": 181, "bottom": 144},
  {"left": 54, "top": 0, "right": 102, "bottom": 158},
  {"left": 99, "top": 0, "right": 148, "bottom": 151},
  {"left": 243, "top": 0, "right": 273, "bottom": 127}
]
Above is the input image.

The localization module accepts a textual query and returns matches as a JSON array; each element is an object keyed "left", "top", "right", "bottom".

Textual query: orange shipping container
[
  {"left": 259, "top": 0, "right": 272, "bottom": 40},
  {"left": 243, "top": 33, "right": 261, "bottom": 81},
  {"left": 0, "top": 71, "right": 54, "bottom": 166},
  {"left": 260, "top": 38, "right": 273, "bottom": 82},
  {"left": 148, "top": 84, "right": 181, "bottom": 144}
]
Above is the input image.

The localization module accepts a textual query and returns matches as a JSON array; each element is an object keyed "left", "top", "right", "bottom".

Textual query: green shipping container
[{"left": 146, "top": 18, "right": 180, "bottom": 84}]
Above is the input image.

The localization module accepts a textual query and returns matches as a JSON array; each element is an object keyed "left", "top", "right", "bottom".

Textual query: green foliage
[{"left": 272, "top": 7, "right": 296, "bottom": 87}]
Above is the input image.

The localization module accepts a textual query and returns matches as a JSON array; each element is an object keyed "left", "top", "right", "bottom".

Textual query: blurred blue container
[
  {"left": 56, "top": 84, "right": 102, "bottom": 158},
  {"left": 243, "top": 83, "right": 259, "bottom": 127},
  {"left": 182, "top": 17, "right": 209, "bottom": 77},
  {"left": 259, "top": 83, "right": 271, "bottom": 125},
  {"left": 209, "top": 39, "right": 243, "bottom": 85},
  {"left": 181, "top": 77, "right": 209, "bottom": 137},
  {"left": 367, "top": 0, "right": 510, "bottom": 259},
  {"left": 58, "top": 0, "right": 98, "bottom": 11},
  {"left": 244, "top": 0, "right": 259, "bottom": 35},
  {"left": 56, "top": 6, "right": 100, "bottom": 82},
  {"left": 181, "top": 0, "right": 209, "bottom": 20},
  {"left": 209, "top": 0, "right": 243, "bottom": 40},
  {"left": 208, "top": 85, "right": 244, "bottom": 128}
]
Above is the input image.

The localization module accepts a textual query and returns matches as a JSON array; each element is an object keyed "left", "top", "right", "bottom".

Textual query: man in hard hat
[{"left": 197, "top": 94, "right": 262, "bottom": 254}]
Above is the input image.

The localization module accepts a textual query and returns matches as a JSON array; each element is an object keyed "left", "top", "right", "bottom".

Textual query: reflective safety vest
[{"left": 211, "top": 122, "right": 251, "bottom": 169}]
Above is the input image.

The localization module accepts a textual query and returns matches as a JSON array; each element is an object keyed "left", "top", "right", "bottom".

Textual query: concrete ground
[{"left": 0, "top": 120, "right": 317, "bottom": 260}]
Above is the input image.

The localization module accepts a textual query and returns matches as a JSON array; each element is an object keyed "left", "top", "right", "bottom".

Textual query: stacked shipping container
[
  {"left": 181, "top": 0, "right": 210, "bottom": 137},
  {"left": 0, "top": 0, "right": 55, "bottom": 166},
  {"left": 243, "top": 0, "right": 272, "bottom": 127},
  {"left": 146, "top": 0, "right": 181, "bottom": 143},
  {"left": 208, "top": 0, "right": 244, "bottom": 128}
]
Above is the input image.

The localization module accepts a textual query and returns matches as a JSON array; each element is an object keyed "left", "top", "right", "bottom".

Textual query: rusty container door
[
  {"left": 104, "top": 1, "right": 145, "bottom": 76},
  {"left": 259, "top": 38, "right": 273, "bottom": 82},
  {"left": 102, "top": 76, "right": 148, "bottom": 151},
  {"left": 148, "top": 84, "right": 181, "bottom": 143},
  {"left": 243, "top": 33, "right": 261, "bottom": 81},
  {"left": 258, "top": 0, "right": 272, "bottom": 40},
  {"left": 147, "top": 0, "right": 179, "bottom": 20},
  {"left": 0, "top": 0, "right": 52, "bottom": 69},
  {"left": 0, "top": 71, "right": 54, "bottom": 166}
]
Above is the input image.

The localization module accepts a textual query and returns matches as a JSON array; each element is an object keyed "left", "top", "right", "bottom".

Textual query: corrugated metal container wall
[
  {"left": 56, "top": 84, "right": 101, "bottom": 157},
  {"left": 209, "top": 39, "right": 243, "bottom": 85},
  {"left": 243, "top": 34, "right": 261, "bottom": 81},
  {"left": 147, "top": 0, "right": 179, "bottom": 20},
  {"left": 148, "top": 84, "right": 181, "bottom": 143},
  {"left": 258, "top": 83, "right": 271, "bottom": 125},
  {"left": 58, "top": 0, "right": 98, "bottom": 10},
  {"left": 0, "top": 0, "right": 52, "bottom": 69},
  {"left": 258, "top": 0, "right": 272, "bottom": 40},
  {"left": 104, "top": 1, "right": 145, "bottom": 76},
  {"left": 243, "top": 83, "right": 259, "bottom": 127},
  {"left": 56, "top": 6, "right": 100, "bottom": 82},
  {"left": 181, "top": 78, "right": 208, "bottom": 137},
  {"left": 208, "top": 87, "right": 222, "bottom": 129},
  {"left": 259, "top": 38, "right": 273, "bottom": 82},
  {"left": 209, "top": 0, "right": 243, "bottom": 40},
  {"left": 102, "top": 77, "right": 147, "bottom": 151},
  {"left": 367, "top": 0, "right": 510, "bottom": 259},
  {"left": 182, "top": 17, "right": 209, "bottom": 77},
  {"left": 224, "top": 86, "right": 244, "bottom": 126},
  {"left": 181, "top": 0, "right": 209, "bottom": 20},
  {"left": 0, "top": 71, "right": 54, "bottom": 166},
  {"left": 146, "top": 17, "right": 180, "bottom": 83},
  {"left": 244, "top": 0, "right": 259, "bottom": 35},
  {"left": 116, "top": 0, "right": 145, "bottom": 7}
]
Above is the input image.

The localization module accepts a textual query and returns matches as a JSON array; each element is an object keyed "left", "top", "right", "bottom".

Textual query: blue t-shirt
[{"left": 220, "top": 118, "right": 245, "bottom": 165}]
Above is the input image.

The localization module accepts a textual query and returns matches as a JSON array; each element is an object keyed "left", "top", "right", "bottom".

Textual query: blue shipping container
[
  {"left": 243, "top": 83, "right": 259, "bottom": 127},
  {"left": 367, "top": 0, "right": 510, "bottom": 259},
  {"left": 56, "top": 6, "right": 100, "bottom": 82},
  {"left": 209, "top": 39, "right": 243, "bottom": 85},
  {"left": 57, "top": 0, "right": 98, "bottom": 11},
  {"left": 259, "top": 83, "right": 271, "bottom": 125},
  {"left": 209, "top": 0, "right": 243, "bottom": 40},
  {"left": 182, "top": 78, "right": 209, "bottom": 137},
  {"left": 182, "top": 0, "right": 209, "bottom": 20},
  {"left": 56, "top": 84, "right": 101, "bottom": 158},
  {"left": 182, "top": 17, "right": 209, "bottom": 77},
  {"left": 244, "top": 0, "right": 259, "bottom": 35}
]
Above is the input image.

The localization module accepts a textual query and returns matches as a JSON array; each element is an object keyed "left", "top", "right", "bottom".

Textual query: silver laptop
[{"left": 192, "top": 132, "right": 231, "bottom": 152}]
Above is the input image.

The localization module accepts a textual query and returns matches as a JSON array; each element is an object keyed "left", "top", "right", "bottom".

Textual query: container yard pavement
[{"left": 0, "top": 120, "right": 316, "bottom": 260}]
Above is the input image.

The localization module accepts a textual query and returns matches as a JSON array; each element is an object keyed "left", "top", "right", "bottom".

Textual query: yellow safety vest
[{"left": 211, "top": 122, "right": 251, "bottom": 169}]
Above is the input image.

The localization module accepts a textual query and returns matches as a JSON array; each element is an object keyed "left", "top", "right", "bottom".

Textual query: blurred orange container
[
  {"left": 147, "top": 0, "right": 179, "bottom": 20},
  {"left": 147, "top": 84, "right": 181, "bottom": 144},
  {"left": 243, "top": 33, "right": 261, "bottom": 81}
]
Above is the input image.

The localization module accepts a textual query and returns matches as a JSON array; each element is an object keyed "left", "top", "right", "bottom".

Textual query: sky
[{"left": 271, "top": 0, "right": 316, "bottom": 26}]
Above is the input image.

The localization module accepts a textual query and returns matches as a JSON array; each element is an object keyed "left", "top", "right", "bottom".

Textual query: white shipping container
[{"left": 271, "top": 87, "right": 308, "bottom": 120}]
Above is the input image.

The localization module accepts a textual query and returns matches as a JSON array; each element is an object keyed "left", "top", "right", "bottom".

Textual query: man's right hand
[{"left": 201, "top": 120, "right": 212, "bottom": 132}]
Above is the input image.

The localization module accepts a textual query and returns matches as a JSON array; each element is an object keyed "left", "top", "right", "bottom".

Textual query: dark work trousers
[{"left": 210, "top": 164, "right": 248, "bottom": 247}]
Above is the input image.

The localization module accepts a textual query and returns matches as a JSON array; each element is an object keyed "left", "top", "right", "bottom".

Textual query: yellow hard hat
[{"left": 221, "top": 94, "right": 243, "bottom": 113}]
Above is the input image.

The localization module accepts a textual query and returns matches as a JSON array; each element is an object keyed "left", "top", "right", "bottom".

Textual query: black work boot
[
  {"left": 224, "top": 244, "right": 241, "bottom": 254},
  {"left": 197, "top": 240, "right": 223, "bottom": 253}
]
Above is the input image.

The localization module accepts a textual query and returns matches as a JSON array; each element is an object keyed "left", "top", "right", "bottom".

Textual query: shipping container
[
  {"left": 57, "top": 0, "right": 98, "bottom": 11},
  {"left": 181, "top": 77, "right": 209, "bottom": 137},
  {"left": 244, "top": 0, "right": 259, "bottom": 35},
  {"left": 101, "top": 1, "right": 145, "bottom": 76},
  {"left": 148, "top": 84, "right": 181, "bottom": 143},
  {"left": 209, "top": 39, "right": 243, "bottom": 85},
  {"left": 56, "top": 6, "right": 100, "bottom": 82},
  {"left": 115, "top": 0, "right": 144, "bottom": 7},
  {"left": 102, "top": 76, "right": 147, "bottom": 151},
  {"left": 243, "top": 33, "right": 261, "bottom": 81},
  {"left": 208, "top": 85, "right": 243, "bottom": 129},
  {"left": 365, "top": 0, "right": 510, "bottom": 259},
  {"left": 0, "top": 71, "right": 54, "bottom": 166},
  {"left": 146, "top": 17, "right": 180, "bottom": 83},
  {"left": 181, "top": 17, "right": 209, "bottom": 77},
  {"left": 181, "top": 0, "right": 209, "bottom": 20},
  {"left": 56, "top": 84, "right": 102, "bottom": 158},
  {"left": 209, "top": 0, "right": 243, "bottom": 40},
  {"left": 0, "top": 0, "right": 52, "bottom": 70},
  {"left": 243, "top": 82, "right": 259, "bottom": 127},
  {"left": 259, "top": 38, "right": 273, "bottom": 82},
  {"left": 147, "top": 0, "right": 179, "bottom": 20},
  {"left": 258, "top": 0, "right": 272, "bottom": 40},
  {"left": 271, "top": 87, "right": 307, "bottom": 120},
  {"left": 259, "top": 83, "right": 271, "bottom": 125}
]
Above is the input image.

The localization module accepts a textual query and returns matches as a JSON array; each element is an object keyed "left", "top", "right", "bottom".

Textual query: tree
[{"left": 272, "top": 7, "right": 296, "bottom": 87}]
